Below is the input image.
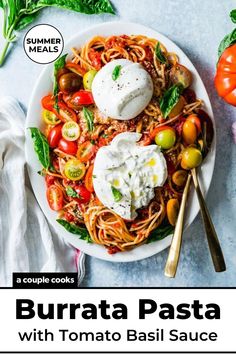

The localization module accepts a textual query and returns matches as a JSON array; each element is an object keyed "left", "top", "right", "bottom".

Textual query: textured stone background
[{"left": 0, "top": 0, "right": 235, "bottom": 286}]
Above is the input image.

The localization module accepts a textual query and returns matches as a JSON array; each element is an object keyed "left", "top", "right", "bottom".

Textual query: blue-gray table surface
[{"left": 0, "top": 0, "right": 235, "bottom": 287}]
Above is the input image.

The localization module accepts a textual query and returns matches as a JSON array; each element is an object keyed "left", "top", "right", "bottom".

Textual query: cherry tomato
[
  {"left": 46, "top": 185, "right": 64, "bottom": 211},
  {"left": 45, "top": 175, "right": 55, "bottom": 187},
  {"left": 151, "top": 125, "right": 175, "bottom": 139},
  {"left": 186, "top": 114, "right": 201, "bottom": 135},
  {"left": 64, "top": 159, "right": 86, "bottom": 181},
  {"left": 215, "top": 43, "right": 236, "bottom": 106},
  {"left": 48, "top": 124, "right": 62, "bottom": 148},
  {"left": 167, "top": 199, "right": 180, "bottom": 226},
  {"left": 64, "top": 212, "right": 75, "bottom": 222},
  {"left": 83, "top": 70, "right": 97, "bottom": 90},
  {"left": 88, "top": 48, "right": 102, "bottom": 70},
  {"left": 77, "top": 141, "right": 96, "bottom": 162},
  {"left": 170, "top": 63, "right": 192, "bottom": 88},
  {"left": 42, "top": 109, "right": 61, "bottom": 125},
  {"left": 172, "top": 170, "right": 188, "bottom": 187},
  {"left": 42, "top": 95, "right": 77, "bottom": 122},
  {"left": 66, "top": 62, "right": 86, "bottom": 77},
  {"left": 62, "top": 121, "right": 80, "bottom": 141},
  {"left": 74, "top": 185, "right": 91, "bottom": 203},
  {"left": 85, "top": 165, "right": 94, "bottom": 192},
  {"left": 70, "top": 90, "right": 94, "bottom": 107},
  {"left": 155, "top": 129, "right": 176, "bottom": 149},
  {"left": 181, "top": 147, "right": 202, "bottom": 170},
  {"left": 59, "top": 73, "right": 82, "bottom": 93},
  {"left": 42, "top": 95, "right": 54, "bottom": 110},
  {"left": 182, "top": 120, "right": 197, "bottom": 145},
  {"left": 58, "top": 138, "right": 78, "bottom": 155}
]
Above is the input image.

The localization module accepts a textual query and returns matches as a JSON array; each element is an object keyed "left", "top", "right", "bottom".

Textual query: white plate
[{"left": 25, "top": 21, "right": 215, "bottom": 262}]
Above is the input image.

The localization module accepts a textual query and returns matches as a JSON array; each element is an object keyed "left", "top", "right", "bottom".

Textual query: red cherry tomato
[
  {"left": 77, "top": 141, "right": 96, "bottom": 162},
  {"left": 64, "top": 212, "right": 75, "bottom": 222},
  {"left": 41, "top": 95, "right": 54, "bottom": 110},
  {"left": 46, "top": 185, "right": 64, "bottom": 211},
  {"left": 45, "top": 175, "right": 55, "bottom": 187},
  {"left": 58, "top": 138, "right": 78, "bottom": 155},
  {"left": 85, "top": 165, "right": 94, "bottom": 192},
  {"left": 48, "top": 124, "right": 62, "bottom": 148},
  {"left": 70, "top": 90, "right": 94, "bottom": 107},
  {"left": 41, "top": 95, "right": 77, "bottom": 122},
  {"left": 74, "top": 185, "right": 91, "bottom": 203}
]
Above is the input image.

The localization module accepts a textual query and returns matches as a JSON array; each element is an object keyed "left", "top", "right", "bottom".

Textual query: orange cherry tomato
[
  {"left": 46, "top": 185, "right": 64, "bottom": 211},
  {"left": 182, "top": 120, "right": 197, "bottom": 145},
  {"left": 215, "top": 43, "right": 236, "bottom": 106},
  {"left": 85, "top": 165, "right": 94, "bottom": 192},
  {"left": 150, "top": 125, "right": 175, "bottom": 140},
  {"left": 186, "top": 114, "right": 201, "bottom": 135},
  {"left": 65, "top": 62, "right": 86, "bottom": 77},
  {"left": 77, "top": 141, "right": 96, "bottom": 162}
]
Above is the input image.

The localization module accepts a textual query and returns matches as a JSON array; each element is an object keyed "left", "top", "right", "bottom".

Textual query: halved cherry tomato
[
  {"left": 45, "top": 175, "right": 55, "bottom": 187},
  {"left": 77, "top": 141, "right": 96, "bottom": 162},
  {"left": 46, "top": 185, "right": 64, "bottom": 211},
  {"left": 48, "top": 124, "right": 62, "bottom": 148},
  {"left": 58, "top": 138, "right": 78, "bottom": 155},
  {"left": 85, "top": 165, "right": 94, "bottom": 192},
  {"left": 74, "top": 185, "right": 91, "bottom": 203},
  {"left": 64, "top": 212, "right": 75, "bottom": 222},
  {"left": 66, "top": 62, "right": 86, "bottom": 77},
  {"left": 69, "top": 90, "right": 94, "bottom": 108},
  {"left": 186, "top": 114, "right": 201, "bottom": 135},
  {"left": 64, "top": 159, "right": 86, "bottom": 181},
  {"left": 42, "top": 109, "right": 61, "bottom": 125},
  {"left": 42, "top": 95, "right": 77, "bottom": 122},
  {"left": 150, "top": 125, "right": 175, "bottom": 140},
  {"left": 62, "top": 121, "right": 80, "bottom": 141}
]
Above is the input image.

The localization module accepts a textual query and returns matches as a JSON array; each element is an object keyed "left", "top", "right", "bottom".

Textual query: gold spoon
[{"left": 164, "top": 173, "right": 192, "bottom": 278}]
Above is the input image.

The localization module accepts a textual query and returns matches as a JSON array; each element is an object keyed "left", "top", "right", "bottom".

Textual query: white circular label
[{"left": 24, "top": 24, "right": 64, "bottom": 64}]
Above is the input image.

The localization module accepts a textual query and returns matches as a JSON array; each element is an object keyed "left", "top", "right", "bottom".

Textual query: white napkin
[{"left": 0, "top": 96, "right": 85, "bottom": 287}]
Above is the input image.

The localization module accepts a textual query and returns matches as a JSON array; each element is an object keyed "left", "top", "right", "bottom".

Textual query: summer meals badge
[{"left": 23, "top": 24, "right": 64, "bottom": 64}]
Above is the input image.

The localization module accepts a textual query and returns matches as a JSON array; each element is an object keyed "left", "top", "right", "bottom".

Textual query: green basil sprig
[
  {"left": 160, "top": 84, "right": 184, "bottom": 119},
  {"left": 112, "top": 65, "right": 122, "bottom": 80},
  {"left": 53, "top": 53, "right": 67, "bottom": 95},
  {"left": 83, "top": 107, "right": 94, "bottom": 131},
  {"left": 57, "top": 219, "right": 92, "bottom": 243},
  {"left": 155, "top": 42, "right": 167, "bottom": 64},
  {"left": 0, "top": 0, "right": 115, "bottom": 67},
  {"left": 230, "top": 9, "right": 236, "bottom": 23},
  {"left": 29, "top": 127, "right": 50, "bottom": 169},
  {"left": 111, "top": 186, "right": 122, "bottom": 202},
  {"left": 66, "top": 186, "right": 78, "bottom": 198},
  {"left": 146, "top": 224, "right": 174, "bottom": 244}
]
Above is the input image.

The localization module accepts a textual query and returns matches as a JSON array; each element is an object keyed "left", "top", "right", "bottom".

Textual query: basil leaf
[
  {"left": 66, "top": 186, "right": 78, "bottom": 198},
  {"left": 111, "top": 186, "right": 122, "bottom": 202},
  {"left": 57, "top": 219, "right": 92, "bottom": 243},
  {"left": 53, "top": 53, "right": 67, "bottom": 95},
  {"left": 83, "top": 107, "right": 94, "bottom": 131},
  {"left": 230, "top": 9, "right": 236, "bottom": 23},
  {"left": 112, "top": 64, "right": 122, "bottom": 80},
  {"left": 218, "top": 28, "right": 236, "bottom": 59},
  {"left": 160, "top": 84, "right": 183, "bottom": 119},
  {"left": 147, "top": 224, "right": 174, "bottom": 244},
  {"left": 15, "top": 12, "right": 39, "bottom": 31},
  {"left": 155, "top": 42, "right": 166, "bottom": 64},
  {"left": 29, "top": 127, "right": 50, "bottom": 169},
  {"left": 35, "top": 0, "right": 115, "bottom": 14},
  {"left": 0, "top": 0, "right": 3, "bottom": 8}
]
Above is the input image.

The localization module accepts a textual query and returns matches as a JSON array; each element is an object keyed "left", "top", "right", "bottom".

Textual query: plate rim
[{"left": 25, "top": 20, "right": 216, "bottom": 263}]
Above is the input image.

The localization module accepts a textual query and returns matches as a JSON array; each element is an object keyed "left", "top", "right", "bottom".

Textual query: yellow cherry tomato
[
  {"left": 181, "top": 147, "right": 202, "bottom": 170},
  {"left": 172, "top": 170, "right": 188, "bottom": 187},
  {"left": 167, "top": 198, "right": 180, "bottom": 226},
  {"left": 182, "top": 120, "right": 197, "bottom": 145},
  {"left": 42, "top": 109, "right": 61, "bottom": 125},
  {"left": 169, "top": 96, "right": 186, "bottom": 118},
  {"left": 62, "top": 121, "right": 80, "bottom": 141},
  {"left": 64, "top": 159, "right": 86, "bottom": 181},
  {"left": 83, "top": 70, "right": 97, "bottom": 90}
]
